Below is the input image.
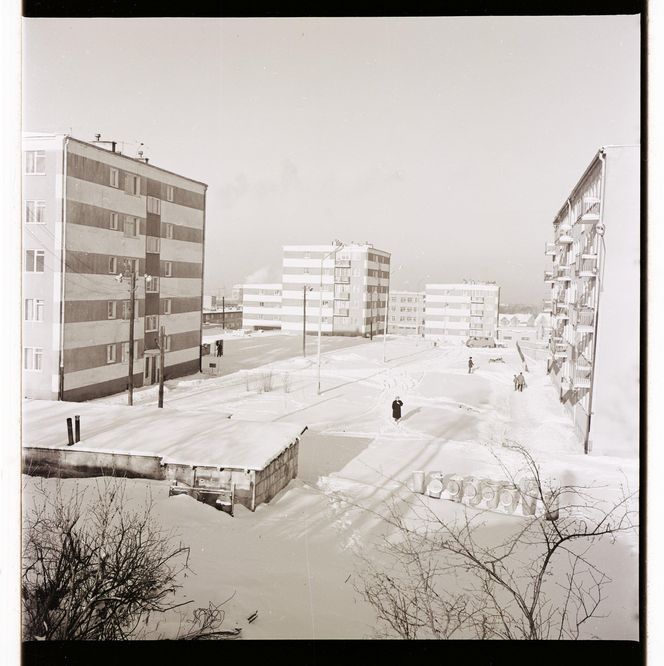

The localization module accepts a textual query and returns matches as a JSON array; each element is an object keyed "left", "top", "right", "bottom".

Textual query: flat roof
[{"left": 23, "top": 400, "right": 306, "bottom": 471}]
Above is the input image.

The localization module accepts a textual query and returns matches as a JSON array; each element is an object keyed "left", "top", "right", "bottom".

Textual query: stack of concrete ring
[{"left": 411, "top": 470, "right": 556, "bottom": 518}]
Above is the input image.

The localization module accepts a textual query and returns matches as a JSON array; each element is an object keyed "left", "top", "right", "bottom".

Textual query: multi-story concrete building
[
  {"left": 388, "top": 291, "right": 425, "bottom": 336},
  {"left": 424, "top": 283, "right": 500, "bottom": 342},
  {"left": 242, "top": 284, "right": 282, "bottom": 330},
  {"left": 22, "top": 133, "right": 207, "bottom": 401},
  {"left": 281, "top": 243, "right": 390, "bottom": 337},
  {"left": 543, "top": 145, "right": 639, "bottom": 455}
]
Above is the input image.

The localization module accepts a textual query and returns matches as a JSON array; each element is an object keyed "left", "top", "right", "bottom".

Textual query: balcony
[
  {"left": 335, "top": 260, "right": 351, "bottom": 268},
  {"left": 544, "top": 271, "right": 555, "bottom": 284},
  {"left": 544, "top": 242, "right": 557, "bottom": 256},
  {"left": 334, "top": 292, "right": 350, "bottom": 301},
  {"left": 553, "top": 350, "right": 568, "bottom": 360},
  {"left": 542, "top": 299, "right": 552, "bottom": 313},
  {"left": 578, "top": 196, "right": 600, "bottom": 225},
  {"left": 557, "top": 234, "right": 574, "bottom": 245},
  {"left": 573, "top": 376, "right": 591, "bottom": 389},
  {"left": 577, "top": 258, "right": 599, "bottom": 279}
]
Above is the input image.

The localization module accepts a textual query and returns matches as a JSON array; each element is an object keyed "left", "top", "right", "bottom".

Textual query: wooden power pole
[
  {"left": 127, "top": 270, "right": 136, "bottom": 406},
  {"left": 158, "top": 325, "right": 165, "bottom": 408},
  {"left": 303, "top": 285, "right": 307, "bottom": 357}
]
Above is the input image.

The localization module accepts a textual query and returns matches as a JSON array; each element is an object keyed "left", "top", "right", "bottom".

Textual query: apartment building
[
  {"left": 242, "top": 284, "right": 282, "bottom": 330},
  {"left": 23, "top": 133, "right": 206, "bottom": 401},
  {"left": 388, "top": 291, "right": 425, "bottom": 336},
  {"left": 280, "top": 243, "right": 390, "bottom": 337},
  {"left": 424, "top": 283, "right": 500, "bottom": 342},
  {"left": 544, "top": 145, "right": 639, "bottom": 454}
]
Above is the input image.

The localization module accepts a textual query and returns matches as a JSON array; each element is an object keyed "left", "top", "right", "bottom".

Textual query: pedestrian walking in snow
[
  {"left": 513, "top": 374, "right": 518, "bottom": 391},
  {"left": 517, "top": 372, "right": 525, "bottom": 392},
  {"left": 468, "top": 357, "right": 474, "bottom": 374},
  {"left": 216, "top": 340, "right": 222, "bottom": 357},
  {"left": 392, "top": 396, "right": 403, "bottom": 423}
]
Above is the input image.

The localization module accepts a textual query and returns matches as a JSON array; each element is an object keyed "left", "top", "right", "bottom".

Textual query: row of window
[{"left": 25, "top": 297, "right": 174, "bottom": 322}]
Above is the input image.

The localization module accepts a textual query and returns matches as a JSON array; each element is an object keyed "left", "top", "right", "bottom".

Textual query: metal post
[
  {"left": 222, "top": 296, "right": 225, "bottom": 330},
  {"left": 74, "top": 415, "right": 80, "bottom": 442},
  {"left": 128, "top": 271, "right": 136, "bottom": 406},
  {"left": 158, "top": 326, "right": 165, "bottom": 408},
  {"left": 303, "top": 285, "right": 307, "bottom": 358},
  {"left": 66, "top": 418, "right": 74, "bottom": 446},
  {"left": 383, "top": 283, "right": 390, "bottom": 362}
]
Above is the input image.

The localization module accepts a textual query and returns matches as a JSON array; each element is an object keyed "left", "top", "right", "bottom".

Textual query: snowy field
[{"left": 23, "top": 335, "right": 639, "bottom": 640}]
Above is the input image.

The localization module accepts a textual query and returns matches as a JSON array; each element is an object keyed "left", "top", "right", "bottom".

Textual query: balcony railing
[
  {"left": 578, "top": 196, "right": 601, "bottom": 225},
  {"left": 544, "top": 242, "right": 556, "bottom": 256},
  {"left": 577, "top": 258, "right": 599, "bottom": 279},
  {"left": 335, "top": 260, "right": 351, "bottom": 268},
  {"left": 544, "top": 271, "right": 555, "bottom": 283},
  {"left": 573, "top": 376, "right": 591, "bottom": 389},
  {"left": 334, "top": 292, "right": 350, "bottom": 301},
  {"left": 557, "top": 234, "right": 574, "bottom": 245}
]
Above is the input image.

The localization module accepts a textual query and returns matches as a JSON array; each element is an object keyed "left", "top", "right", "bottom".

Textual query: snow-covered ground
[{"left": 22, "top": 335, "right": 639, "bottom": 639}]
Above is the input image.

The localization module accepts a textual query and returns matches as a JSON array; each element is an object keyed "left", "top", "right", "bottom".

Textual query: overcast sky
[{"left": 23, "top": 16, "right": 639, "bottom": 304}]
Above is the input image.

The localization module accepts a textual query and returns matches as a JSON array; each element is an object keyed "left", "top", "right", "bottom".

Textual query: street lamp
[
  {"left": 317, "top": 239, "right": 345, "bottom": 395},
  {"left": 116, "top": 267, "right": 153, "bottom": 406},
  {"left": 302, "top": 285, "right": 313, "bottom": 357}
]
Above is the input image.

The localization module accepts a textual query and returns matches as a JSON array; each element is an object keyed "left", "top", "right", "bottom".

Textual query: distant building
[
  {"left": 544, "top": 145, "right": 639, "bottom": 454},
  {"left": 242, "top": 284, "right": 282, "bottom": 330},
  {"left": 22, "top": 133, "right": 206, "bottom": 401},
  {"left": 424, "top": 283, "right": 500, "bottom": 342},
  {"left": 232, "top": 284, "right": 244, "bottom": 303},
  {"left": 388, "top": 291, "right": 425, "bottom": 336},
  {"left": 202, "top": 305, "right": 242, "bottom": 329},
  {"left": 280, "top": 243, "right": 391, "bottom": 337},
  {"left": 498, "top": 313, "right": 535, "bottom": 328},
  {"left": 203, "top": 294, "right": 216, "bottom": 310}
]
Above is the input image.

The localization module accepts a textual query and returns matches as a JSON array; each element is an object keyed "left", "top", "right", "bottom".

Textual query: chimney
[{"left": 91, "top": 133, "right": 117, "bottom": 153}]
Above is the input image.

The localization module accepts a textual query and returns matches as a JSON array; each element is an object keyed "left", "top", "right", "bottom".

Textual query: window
[
  {"left": 25, "top": 298, "right": 44, "bottom": 322},
  {"left": 110, "top": 212, "right": 119, "bottom": 230},
  {"left": 303, "top": 267, "right": 310, "bottom": 274},
  {"left": 107, "top": 301, "right": 117, "bottom": 319},
  {"left": 145, "top": 315, "right": 158, "bottom": 332},
  {"left": 166, "top": 185, "right": 174, "bottom": 202},
  {"left": 25, "top": 200, "right": 46, "bottom": 224},
  {"left": 164, "top": 223, "right": 174, "bottom": 239},
  {"left": 125, "top": 174, "right": 140, "bottom": 195},
  {"left": 124, "top": 216, "right": 138, "bottom": 238},
  {"left": 109, "top": 257, "right": 117, "bottom": 274},
  {"left": 24, "top": 347, "right": 43, "bottom": 371},
  {"left": 121, "top": 342, "right": 130, "bottom": 363},
  {"left": 25, "top": 151, "right": 45, "bottom": 175},
  {"left": 130, "top": 258, "right": 139, "bottom": 274},
  {"left": 121, "top": 300, "right": 130, "bottom": 320},
  {"left": 110, "top": 168, "right": 119, "bottom": 188},
  {"left": 164, "top": 335, "right": 171, "bottom": 352},
  {"left": 25, "top": 250, "right": 45, "bottom": 273},
  {"left": 147, "top": 196, "right": 161, "bottom": 214},
  {"left": 106, "top": 344, "right": 116, "bottom": 364},
  {"left": 147, "top": 236, "right": 160, "bottom": 253},
  {"left": 164, "top": 261, "right": 172, "bottom": 277},
  {"left": 146, "top": 276, "right": 159, "bottom": 292},
  {"left": 163, "top": 298, "right": 171, "bottom": 315}
]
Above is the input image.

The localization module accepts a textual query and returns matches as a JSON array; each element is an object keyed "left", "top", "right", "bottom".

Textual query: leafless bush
[
  {"left": 22, "top": 479, "right": 192, "bottom": 640},
  {"left": 261, "top": 371, "right": 273, "bottom": 393},
  {"left": 282, "top": 372, "right": 291, "bottom": 394},
  {"left": 356, "top": 443, "right": 638, "bottom": 640}
]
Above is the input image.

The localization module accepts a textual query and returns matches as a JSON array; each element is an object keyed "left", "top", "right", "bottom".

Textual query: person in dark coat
[
  {"left": 468, "top": 357, "right": 474, "bottom": 374},
  {"left": 216, "top": 340, "right": 222, "bottom": 357},
  {"left": 392, "top": 396, "right": 403, "bottom": 423}
]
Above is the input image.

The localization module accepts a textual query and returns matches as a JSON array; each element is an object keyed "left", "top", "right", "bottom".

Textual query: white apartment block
[
  {"left": 424, "top": 283, "right": 500, "bottom": 342},
  {"left": 388, "top": 291, "right": 425, "bottom": 336},
  {"left": 281, "top": 243, "right": 390, "bottom": 337},
  {"left": 22, "top": 133, "right": 206, "bottom": 402},
  {"left": 242, "top": 284, "right": 282, "bottom": 329},
  {"left": 544, "top": 145, "right": 639, "bottom": 455}
]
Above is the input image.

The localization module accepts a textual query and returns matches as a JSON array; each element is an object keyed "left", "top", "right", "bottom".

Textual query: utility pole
[
  {"left": 303, "top": 285, "right": 307, "bottom": 357},
  {"left": 222, "top": 296, "right": 225, "bottom": 330},
  {"left": 127, "top": 270, "right": 136, "bottom": 406},
  {"left": 370, "top": 288, "right": 375, "bottom": 341},
  {"left": 158, "top": 325, "right": 165, "bottom": 408}
]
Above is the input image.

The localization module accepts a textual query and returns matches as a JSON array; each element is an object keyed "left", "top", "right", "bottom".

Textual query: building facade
[
  {"left": 242, "top": 284, "right": 282, "bottom": 329},
  {"left": 202, "top": 306, "right": 242, "bottom": 329},
  {"left": 544, "top": 145, "right": 639, "bottom": 455},
  {"left": 388, "top": 291, "right": 425, "bottom": 336},
  {"left": 424, "top": 283, "right": 500, "bottom": 342},
  {"left": 280, "top": 243, "right": 390, "bottom": 337},
  {"left": 23, "top": 133, "right": 206, "bottom": 401}
]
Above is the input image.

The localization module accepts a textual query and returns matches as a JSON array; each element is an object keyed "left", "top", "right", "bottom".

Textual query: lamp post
[
  {"left": 116, "top": 266, "right": 152, "bottom": 406},
  {"left": 317, "top": 239, "right": 344, "bottom": 395},
  {"left": 303, "top": 285, "right": 313, "bottom": 357}
]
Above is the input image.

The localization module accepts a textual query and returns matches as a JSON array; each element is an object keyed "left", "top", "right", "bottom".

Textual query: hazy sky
[{"left": 23, "top": 16, "right": 640, "bottom": 304}]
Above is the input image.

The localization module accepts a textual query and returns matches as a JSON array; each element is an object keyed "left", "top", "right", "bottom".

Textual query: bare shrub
[
  {"left": 356, "top": 443, "right": 638, "bottom": 640},
  {"left": 261, "top": 371, "right": 273, "bottom": 393},
  {"left": 22, "top": 479, "right": 192, "bottom": 640},
  {"left": 282, "top": 372, "right": 291, "bottom": 394}
]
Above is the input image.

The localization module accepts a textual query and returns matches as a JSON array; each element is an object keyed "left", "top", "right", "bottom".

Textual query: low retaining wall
[{"left": 254, "top": 439, "right": 299, "bottom": 507}]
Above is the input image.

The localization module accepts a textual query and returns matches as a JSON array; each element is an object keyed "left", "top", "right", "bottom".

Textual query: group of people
[{"left": 513, "top": 372, "right": 526, "bottom": 392}]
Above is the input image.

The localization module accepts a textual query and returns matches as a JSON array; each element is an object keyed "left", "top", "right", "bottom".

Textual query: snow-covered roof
[{"left": 23, "top": 400, "right": 306, "bottom": 471}]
